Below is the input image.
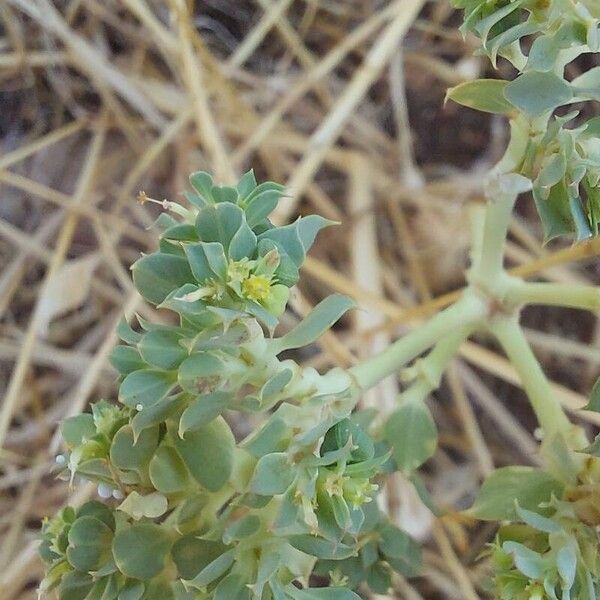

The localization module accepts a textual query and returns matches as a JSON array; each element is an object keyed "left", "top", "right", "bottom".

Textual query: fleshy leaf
[
  {"left": 178, "top": 391, "right": 232, "bottom": 435},
  {"left": 275, "top": 294, "right": 355, "bottom": 352},
  {"left": 383, "top": 400, "right": 437, "bottom": 473},
  {"left": 467, "top": 466, "right": 564, "bottom": 520},
  {"left": 504, "top": 71, "right": 573, "bottom": 118},
  {"left": 446, "top": 79, "right": 514, "bottom": 113},
  {"left": 173, "top": 416, "right": 235, "bottom": 491},
  {"left": 249, "top": 452, "right": 295, "bottom": 495},
  {"left": 132, "top": 253, "right": 194, "bottom": 305},
  {"left": 112, "top": 523, "right": 172, "bottom": 580},
  {"left": 119, "top": 369, "right": 176, "bottom": 409}
]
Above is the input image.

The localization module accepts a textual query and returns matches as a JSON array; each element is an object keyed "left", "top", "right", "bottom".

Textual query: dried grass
[{"left": 1, "top": 1, "right": 599, "bottom": 598}]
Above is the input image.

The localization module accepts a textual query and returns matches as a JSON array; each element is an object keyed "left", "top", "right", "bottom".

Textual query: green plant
[{"left": 40, "top": 1, "right": 600, "bottom": 599}]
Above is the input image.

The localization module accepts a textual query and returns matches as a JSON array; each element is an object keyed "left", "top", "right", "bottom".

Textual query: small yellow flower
[{"left": 242, "top": 274, "right": 271, "bottom": 302}]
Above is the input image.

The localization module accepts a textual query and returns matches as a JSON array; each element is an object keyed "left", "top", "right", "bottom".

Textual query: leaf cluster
[
  {"left": 41, "top": 172, "right": 422, "bottom": 600},
  {"left": 448, "top": 0, "right": 600, "bottom": 240}
]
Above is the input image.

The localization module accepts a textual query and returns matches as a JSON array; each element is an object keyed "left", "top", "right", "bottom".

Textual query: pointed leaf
[
  {"left": 383, "top": 400, "right": 437, "bottom": 473},
  {"left": 276, "top": 294, "right": 355, "bottom": 351},
  {"left": 132, "top": 253, "right": 194, "bottom": 305},
  {"left": 179, "top": 391, "right": 232, "bottom": 435},
  {"left": 504, "top": 71, "right": 573, "bottom": 118},
  {"left": 446, "top": 79, "right": 513, "bottom": 113},
  {"left": 467, "top": 466, "right": 564, "bottom": 521}
]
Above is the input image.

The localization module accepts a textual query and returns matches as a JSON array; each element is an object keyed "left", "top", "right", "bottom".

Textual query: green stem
[
  {"left": 400, "top": 327, "right": 473, "bottom": 405},
  {"left": 474, "top": 194, "right": 517, "bottom": 288},
  {"left": 507, "top": 281, "right": 600, "bottom": 311},
  {"left": 490, "top": 316, "right": 571, "bottom": 437},
  {"left": 350, "top": 293, "right": 486, "bottom": 391}
]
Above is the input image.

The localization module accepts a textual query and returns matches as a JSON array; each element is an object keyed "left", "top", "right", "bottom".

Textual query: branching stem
[
  {"left": 350, "top": 293, "right": 487, "bottom": 391},
  {"left": 490, "top": 315, "right": 572, "bottom": 438}
]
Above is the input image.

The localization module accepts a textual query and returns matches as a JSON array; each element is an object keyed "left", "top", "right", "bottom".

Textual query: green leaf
[
  {"left": 132, "top": 253, "right": 194, "bottom": 305},
  {"left": 58, "top": 571, "right": 93, "bottom": 600},
  {"left": 189, "top": 171, "right": 214, "bottom": 203},
  {"left": 110, "top": 425, "right": 159, "bottom": 473},
  {"left": 223, "top": 515, "right": 261, "bottom": 543},
  {"left": 110, "top": 345, "right": 146, "bottom": 376},
  {"left": 258, "top": 215, "right": 332, "bottom": 268},
  {"left": 195, "top": 204, "right": 251, "bottom": 258},
  {"left": 321, "top": 418, "right": 374, "bottom": 463},
  {"left": 237, "top": 169, "right": 257, "bottom": 199},
  {"left": 112, "top": 523, "right": 172, "bottom": 580},
  {"left": 185, "top": 548, "right": 235, "bottom": 588},
  {"left": 467, "top": 466, "right": 564, "bottom": 521},
  {"left": 149, "top": 444, "right": 191, "bottom": 494},
  {"left": 287, "top": 535, "right": 355, "bottom": 560},
  {"left": 116, "top": 318, "right": 142, "bottom": 345},
  {"left": 378, "top": 524, "right": 421, "bottom": 577},
  {"left": 173, "top": 416, "right": 235, "bottom": 491},
  {"left": 533, "top": 182, "right": 574, "bottom": 241},
  {"left": 572, "top": 66, "right": 600, "bottom": 101},
  {"left": 244, "top": 184, "right": 283, "bottom": 228},
  {"left": 76, "top": 501, "right": 115, "bottom": 530},
  {"left": 114, "top": 580, "right": 145, "bottom": 600},
  {"left": 177, "top": 352, "right": 224, "bottom": 394},
  {"left": 515, "top": 504, "right": 560, "bottom": 534},
  {"left": 119, "top": 369, "right": 176, "bottom": 409},
  {"left": 162, "top": 224, "right": 199, "bottom": 243},
  {"left": 383, "top": 401, "right": 437, "bottom": 473},
  {"left": 446, "top": 79, "right": 514, "bottom": 114},
  {"left": 287, "top": 587, "right": 361, "bottom": 600},
  {"left": 183, "top": 242, "right": 227, "bottom": 282},
  {"left": 62, "top": 414, "right": 95, "bottom": 448},
  {"left": 171, "top": 535, "right": 228, "bottom": 580},
  {"left": 178, "top": 391, "right": 232, "bottom": 435},
  {"left": 249, "top": 452, "right": 295, "bottom": 495},
  {"left": 66, "top": 516, "right": 113, "bottom": 571},
  {"left": 367, "top": 563, "right": 392, "bottom": 594},
  {"left": 259, "top": 369, "right": 293, "bottom": 401},
  {"left": 557, "top": 544, "right": 577, "bottom": 591},
  {"left": 130, "top": 393, "right": 186, "bottom": 442},
  {"left": 243, "top": 415, "right": 290, "bottom": 457},
  {"left": 214, "top": 574, "right": 252, "bottom": 600},
  {"left": 138, "top": 330, "right": 187, "bottom": 370},
  {"left": 504, "top": 71, "right": 573, "bottom": 118},
  {"left": 275, "top": 294, "right": 355, "bottom": 351},
  {"left": 584, "top": 376, "right": 600, "bottom": 412}
]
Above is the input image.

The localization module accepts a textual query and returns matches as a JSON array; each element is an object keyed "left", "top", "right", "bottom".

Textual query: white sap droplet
[
  {"left": 112, "top": 489, "right": 124, "bottom": 500},
  {"left": 97, "top": 483, "right": 112, "bottom": 499},
  {"left": 55, "top": 454, "right": 66, "bottom": 465},
  {"left": 136, "top": 404, "right": 143, "bottom": 411}
]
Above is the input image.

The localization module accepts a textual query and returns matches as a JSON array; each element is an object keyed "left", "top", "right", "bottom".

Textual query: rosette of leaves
[
  {"left": 446, "top": 0, "right": 600, "bottom": 241},
  {"left": 42, "top": 171, "right": 423, "bottom": 599},
  {"left": 467, "top": 446, "right": 600, "bottom": 598},
  {"left": 452, "top": 0, "right": 599, "bottom": 66},
  {"left": 133, "top": 169, "right": 333, "bottom": 329},
  {"left": 490, "top": 501, "right": 599, "bottom": 599}
]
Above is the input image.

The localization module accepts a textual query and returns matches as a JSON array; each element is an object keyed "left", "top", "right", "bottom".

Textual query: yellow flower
[{"left": 242, "top": 274, "right": 271, "bottom": 302}]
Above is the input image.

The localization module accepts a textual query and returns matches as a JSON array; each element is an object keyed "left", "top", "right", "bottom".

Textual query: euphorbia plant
[{"left": 40, "top": 1, "right": 600, "bottom": 598}]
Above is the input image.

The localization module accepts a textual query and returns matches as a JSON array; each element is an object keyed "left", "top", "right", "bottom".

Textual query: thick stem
[
  {"left": 474, "top": 194, "right": 517, "bottom": 288},
  {"left": 507, "top": 281, "right": 600, "bottom": 311},
  {"left": 400, "top": 327, "right": 472, "bottom": 405},
  {"left": 350, "top": 293, "right": 486, "bottom": 391},
  {"left": 490, "top": 316, "right": 571, "bottom": 437}
]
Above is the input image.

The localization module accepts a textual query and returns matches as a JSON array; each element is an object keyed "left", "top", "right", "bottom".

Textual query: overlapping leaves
[{"left": 43, "top": 172, "right": 424, "bottom": 599}]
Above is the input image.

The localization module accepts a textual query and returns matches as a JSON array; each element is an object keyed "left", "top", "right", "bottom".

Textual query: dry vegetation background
[{"left": 1, "top": 1, "right": 600, "bottom": 598}]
